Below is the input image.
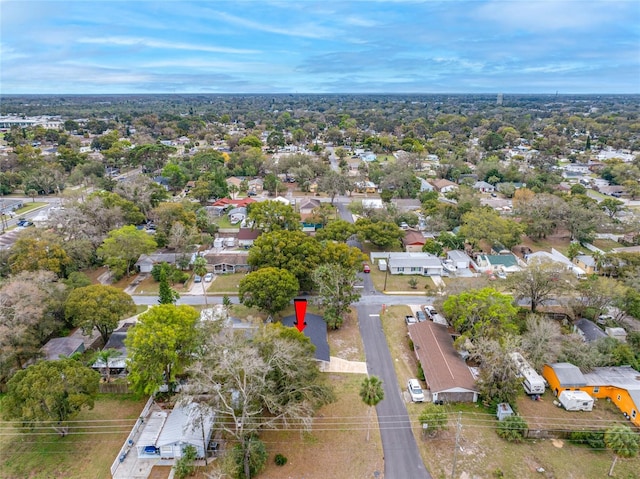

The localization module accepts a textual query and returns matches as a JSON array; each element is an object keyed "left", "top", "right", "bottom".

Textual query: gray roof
[
  {"left": 549, "top": 362, "right": 587, "bottom": 387},
  {"left": 447, "top": 250, "right": 471, "bottom": 263},
  {"left": 41, "top": 337, "right": 85, "bottom": 360},
  {"left": 281, "top": 313, "right": 330, "bottom": 362},
  {"left": 388, "top": 252, "right": 442, "bottom": 269},
  {"left": 575, "top": 255, "right": 596, "bottom": 267},
  {"left": 582, "top": 366, "right": 640, "bottom": 408},
  {"left": 575, "top": 319, "right": 607, "bottom": 342},
  {"left": 156, "top": 402, "right": 215, "bottom": 448}
]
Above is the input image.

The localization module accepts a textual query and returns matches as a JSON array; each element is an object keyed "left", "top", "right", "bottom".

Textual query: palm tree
[
  {"left": 228, "top": 184, "right": 239, "bottom": 199},
  {"left": 94, "top": 349, "right": 122, "bottom": 383},
  {"left": 359, "top": 375, "right": 384, "bottom": 442},
  {"left": 605, "top": 424, "right": 639, "bottom": 476},
  {"left": 192, "top": 256, "right": 209, "bottom": 307}
]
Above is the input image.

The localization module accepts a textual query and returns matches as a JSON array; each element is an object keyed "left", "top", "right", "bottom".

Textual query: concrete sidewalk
[{"left": 322, "top": 356, "right": 367, "bottom": 374}]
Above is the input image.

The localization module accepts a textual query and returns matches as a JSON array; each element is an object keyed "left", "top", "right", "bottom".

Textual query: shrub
[
  {"left": 274, "top": 453, "right": 288, "bottom": 466},
  {"left": 496, "top": 415, "right": 527, "bottom": 443},
  {"left": 569, "top": 430, "right": 605, "bottom": 449},
  {"left": 417, "top": 363, "right": 425, "bottom": 381},
  {"left": 173, "top": 445, "right": 197, "bottom": 479},
  {"left": 230, "top": 437, "right": 268, "bottom": 479}
]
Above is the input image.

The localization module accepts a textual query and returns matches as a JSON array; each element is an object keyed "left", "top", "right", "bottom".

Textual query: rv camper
[
  {"left": 558, "top": 390, "right": 594, "bottom": 412},
  {"left": 510, "top": 352, "right": 546, "bottom": 395}
]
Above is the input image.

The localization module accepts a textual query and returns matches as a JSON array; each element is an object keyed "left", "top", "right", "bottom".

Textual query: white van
[{"left": 407, "top": 379, "right": 425, "bottom": 402}]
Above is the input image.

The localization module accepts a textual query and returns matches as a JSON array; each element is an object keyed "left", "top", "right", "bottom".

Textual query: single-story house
[
  {"left": 139, "top": 402, "right": 215, "bottom": 460},
  {"left": 402, "top": 230, "right": 426, "bottom": 252},
  {"left": 248, "top": 178, "right": 263, "bottom": 193},
  {"left": 408, "top": 321, "right": 478, "bottom": 403},
  {"left": 237, "top": 228, "right": 262, "bottom": 248},
  {"left": 281, "top": 313, "right": 330, "bottom": 365},
  {"left": 41, "top": 337, "right": 85, "bottom": 361},
  {"left": 431, "top": 179, "right": 458, "bottom": 193},
  {"left": 542, "top": 363, "right": 640, "bottom": 427},
  {"left": 473, "top": 181, "right": 495, "bottom": 193},
  {"left": 526, "top": 249, "right": 586, "bottom": 278},
  {"left": 370, "top": 252, "right": 443, "bottom": 276},
  {"left": 476, "top": 254, "right": 521, "bottom": 273},
  {"left": 355, "top": 181, "right": 377, "bottom": 194},
  {"left": 298, "top": 198, "right": 322, "bottom": 215},
  {"left": 574, "top": 318, "right": 607, "bottom": 342},
  {"left": 227, "top": 207, "right": 247, "bottom": 225},
  {"left": 418, "top": 178, "right": 434, "bottom": 192},
  {"left": 152, "top": 176, "right": 170, "bottom": 190},
  {"left": 362, "top": 198, "right": 384, "bottom": 210},
  {"left": 447, "top": 250, "right": 472, "bottom": 270},
  {"left": 273, "top": 195, "right": 290, "bottom": 205},
  {"left": 205, "top": 252, "right": 251, "bottom": 274},
  {"left": 573, "top": 254, "right": 598, "bottom": 275},
  {"left": 391, "top": 198, "right": 422, "bottom": 212},
  {"left": 225, "top": 176, "right": 243, "bottom": 189},
  {"left": 92, "top": 323, "right": 132, "bottom": 376},
  {"left": 135, "top": 253, "right": 193, "bottom": 274}
]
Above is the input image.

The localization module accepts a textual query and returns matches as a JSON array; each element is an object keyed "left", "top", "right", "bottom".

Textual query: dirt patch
[
  {"left": 327, "top": 311, "right": 365, "bottom": 361},
  {"left": 551, "top": 438, "right": 564, "bottom": 448},
  {"left": 147, "top": 466, "right": 172, "bottom": 479}
]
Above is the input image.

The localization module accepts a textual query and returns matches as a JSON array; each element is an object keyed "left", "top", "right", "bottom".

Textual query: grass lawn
[
  {"left": 200, "top": 374, "right": 383, "bottom": 479},
  {"left": 213, "top": 215, "right": 236, "bottom": 229},
  {"left": 369, "top": 267, "right": 434, "bottom": 293},
  {"left": 15, "top": 201, "right": 48, "bottom": 215},
  {"left": 0, "top": 394, "right": 147, "bottom": 479},
  {"left": 381, "top": 304, "right": 420, "bottom": 389},
  {"left": 207, "top": 272, "right": 245, "bottom": 293}
]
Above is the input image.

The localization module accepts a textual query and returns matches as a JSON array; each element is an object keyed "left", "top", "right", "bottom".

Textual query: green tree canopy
[
  {"left": 65, "top": 284, "right": 135, "bottom": 344},
  {"left": 239, "top": 267, "right": 299, "bottom": 318},
  {"left": 314, "top": 219, "right": 357, "bottom": 242},
  {"left": 3, "top": 359, "right": 99, "bottom": 436},
  {"left": 247, "top": 200, "right": 301, "bottom": 232},
  {"left": 248, "top": 230, "right": 322, "bottom": 291},
  {"left": 443, "top": 287, "right": 519, "bottom": 342},
  {"left": 359, "top": 376, "right": 384, "bottom": 442},
  {"left": 126, "top": 304, "right": 200, "bottom": 395},
  {"left": 312, "top": 263, "right": 361, "bottom": 329},
  {"left": 459, "top": 207, "right": 524, "bottom": 250},
  {"left": 9, "top": 230, "right": 72, "bottom": 277},
  {"left": 355, "top": 218, "right": 404, "bottom": 249},
  {"left": 605, "top": 424, "right": 640, "bottom": 476},
  {"left": 97, "top": 225, "right": 157, "bottom": 278}
]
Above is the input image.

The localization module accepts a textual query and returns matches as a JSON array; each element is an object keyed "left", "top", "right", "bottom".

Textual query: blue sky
[{"left": 1, "top": 0, "right": 639, "bottom": 94}]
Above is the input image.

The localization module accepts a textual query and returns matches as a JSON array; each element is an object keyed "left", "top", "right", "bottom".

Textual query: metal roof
[{"left": 549, "top": 362, "right": 587, "bottom": 387}]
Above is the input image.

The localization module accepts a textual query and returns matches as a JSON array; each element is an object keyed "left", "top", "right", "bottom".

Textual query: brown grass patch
[{"left": 327, "top": 310, "right": 365, "bottom": 361}]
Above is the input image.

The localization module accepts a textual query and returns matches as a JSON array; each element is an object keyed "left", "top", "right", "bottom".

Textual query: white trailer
[
  {"left": 559, "top": 390, "right": 594, "bottom": 412},
  {"left": 510, "top": 352, "right": 546, "bottom": 395}
]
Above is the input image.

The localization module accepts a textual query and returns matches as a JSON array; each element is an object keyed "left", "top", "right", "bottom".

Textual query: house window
[
  {"left": 617, "top": 395, "right": 621, "bottom": 401},
  {"left": 632, "top": 410, "right": 637, "bottom": 419},
  {"left": 593, "top": 387, "right": 599, "bottom": 393}
]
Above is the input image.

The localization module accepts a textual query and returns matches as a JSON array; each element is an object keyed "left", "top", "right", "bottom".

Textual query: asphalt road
[{"left": 357, "top": 302, "right": 431, "bottom": 479}]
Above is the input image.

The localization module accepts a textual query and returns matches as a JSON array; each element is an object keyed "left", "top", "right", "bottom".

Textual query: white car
[
  {"left": 204, "top": 273, "right": 214, "bottom": 282},
  {"left": 407, "top": 378, "right": 425, "bottom": 402}
]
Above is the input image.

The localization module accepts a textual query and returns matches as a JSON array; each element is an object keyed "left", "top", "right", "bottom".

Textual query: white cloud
[
  {"left": 77, "top": 36, "right": 259, "bottom": 55},
  {"left": 213, "top": 10, "right": 337, "bottom": 39}
]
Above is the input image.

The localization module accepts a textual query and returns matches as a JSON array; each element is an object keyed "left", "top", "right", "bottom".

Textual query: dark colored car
[{"left": 416, "top": 310, "right": 427, "bottom": 322}]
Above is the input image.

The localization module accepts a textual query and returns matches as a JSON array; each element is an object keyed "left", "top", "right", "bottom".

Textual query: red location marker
[{"left": 294, "top": 298, "right": 307, "bottom": 332}]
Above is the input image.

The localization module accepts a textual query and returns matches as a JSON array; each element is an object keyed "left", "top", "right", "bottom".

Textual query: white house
[
  {"left": 370, "top": 252, "right": 443, "bottom": 276},
  {"left": 155, "top": 402, "right": 214, "bottom": 460}
]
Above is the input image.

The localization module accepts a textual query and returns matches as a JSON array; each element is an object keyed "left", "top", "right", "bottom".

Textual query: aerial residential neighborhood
[{"left": 0, "top": 92, "right": 639, "bottom": 479}]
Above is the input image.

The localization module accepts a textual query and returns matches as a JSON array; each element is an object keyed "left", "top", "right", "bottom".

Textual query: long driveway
[{"left": 338, "top": 196, "right": 431, "bottom": 478}]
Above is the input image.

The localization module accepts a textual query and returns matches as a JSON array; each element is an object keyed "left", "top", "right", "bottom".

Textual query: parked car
[
  {"left": 193, "top": 275, "right": 202, "bottom": 283},
  {"left": 422, "top": 305, "right": 437, "bottom": 319},
  {"left": 416, "top": 310, "right": 427, "bottom": 322},
  {"left": 363, "top": 263, "right": 371, "bottom": 273},
  {"left": 204, "top": 273, "right": 214, "bottom": 282},
  {"left": 405, "top": 314, "right": 417, "bottom": 324},
  {"left": 407, "top": 378, "right": 425, "bottom": 402}
]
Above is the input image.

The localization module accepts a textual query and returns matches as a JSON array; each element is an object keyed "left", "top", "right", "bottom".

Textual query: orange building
[{"left": 542, "top": 363, "right": 640, "bottom": 428}]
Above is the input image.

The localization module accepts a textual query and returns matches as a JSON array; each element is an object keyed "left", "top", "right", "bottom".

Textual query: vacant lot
[
  {"left": 0, "top": 394, "right": 147, "bottom": 479},
  {"left": 206, "top": 272, "right": 245, "bottom": 293},
  {"left": 369, "top": 267, "right": 435, "bottom": 292}
]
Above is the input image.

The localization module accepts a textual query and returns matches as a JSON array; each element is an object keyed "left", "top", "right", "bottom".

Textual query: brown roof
[
  {"left": 237, "top": 228, "right": 262, "bottom": 240},
  {"left": 431, "top": 179, "right": 458, "bottom": 191},
  {"left": 403, "top": 230, "right": 426, "bottom": 246},
  {"left": 408, "top": 321, "right": 477, "bottom": 393},
  {"left": 205, "top": 253, "right": 249, "bottom": 266}
]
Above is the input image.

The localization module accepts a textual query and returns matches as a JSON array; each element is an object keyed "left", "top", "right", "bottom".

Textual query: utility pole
[
  {"left": 451, "top": 411, "right": 462, "bottom": 479},
  {"left": 383, "top": 254, "right": 390, "bottom": 291}
]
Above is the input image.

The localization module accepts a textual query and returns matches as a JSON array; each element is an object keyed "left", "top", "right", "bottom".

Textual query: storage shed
[{"left": 496, "top": 403, "right": 514, "bottom": 421}]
